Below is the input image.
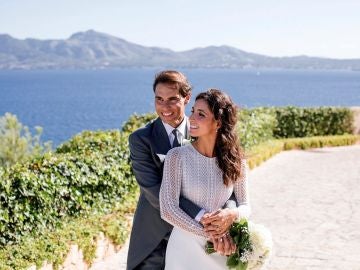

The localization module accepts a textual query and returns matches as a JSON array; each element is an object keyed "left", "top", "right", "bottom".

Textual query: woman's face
[{"left": 189, "top": 99, "right": 219, "bottom": 138}]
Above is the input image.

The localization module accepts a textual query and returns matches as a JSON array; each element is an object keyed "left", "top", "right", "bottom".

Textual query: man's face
[{"left": 154, "top": 83, "right": 190, "bottom": 128}]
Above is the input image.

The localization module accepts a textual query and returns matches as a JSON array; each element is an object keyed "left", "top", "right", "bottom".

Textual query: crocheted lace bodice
[{"left": 160, "top": 143, "right": 250, "bottom": 237}]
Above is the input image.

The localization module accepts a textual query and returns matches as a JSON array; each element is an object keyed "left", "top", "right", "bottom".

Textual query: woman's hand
[
  {"left": 210, "top": 233, "right": 236, "bottom": 256},
  {"left": 201, "top": 208, "right": 238, "bottom": 239}
]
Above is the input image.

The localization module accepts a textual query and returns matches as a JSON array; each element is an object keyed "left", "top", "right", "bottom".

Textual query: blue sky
[{"left": 1, "top": 0, "right": 360, "bottom": 59}]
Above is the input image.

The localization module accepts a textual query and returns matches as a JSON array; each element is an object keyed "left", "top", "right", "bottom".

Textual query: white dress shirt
[{"left": 162, "top": 117, "right": 187, "bottom": 147}]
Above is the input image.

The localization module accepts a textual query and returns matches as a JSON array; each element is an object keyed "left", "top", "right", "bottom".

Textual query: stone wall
[{"left": 27, "top": 232, "right": 127, "bottom": 270}]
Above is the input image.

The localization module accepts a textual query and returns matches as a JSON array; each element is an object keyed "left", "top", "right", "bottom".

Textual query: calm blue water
[{"left": 1, "top": 68, "right": 359, "bottom": 146}]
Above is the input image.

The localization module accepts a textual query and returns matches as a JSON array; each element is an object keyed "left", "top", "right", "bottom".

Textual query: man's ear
[{"left": 184, "top": 93, "right": 191, "bottom": 105}]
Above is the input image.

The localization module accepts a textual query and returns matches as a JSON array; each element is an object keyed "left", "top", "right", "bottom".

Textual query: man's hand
[
  {"left": 202, "top": 209, "right": 238, "bottom": 239},
  {"left": 200, "top": 212, "right": 212, "bottom": 226},
  {"left": 211, "top": 234, "right": 236, "bottom": 256}
]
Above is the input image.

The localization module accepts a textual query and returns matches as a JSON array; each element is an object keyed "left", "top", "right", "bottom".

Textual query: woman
[{"left": 160, "top": 89, "right": 250, "bottom": 269}]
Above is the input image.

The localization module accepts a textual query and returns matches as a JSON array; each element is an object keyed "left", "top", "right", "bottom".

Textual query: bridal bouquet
[{"left": 205, "top": 219, "right": 272, "bottom": 270}]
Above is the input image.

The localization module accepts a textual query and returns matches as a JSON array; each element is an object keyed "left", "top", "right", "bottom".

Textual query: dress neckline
[{"left": 189, "top": 143, "right": 217, "bottom": 160}]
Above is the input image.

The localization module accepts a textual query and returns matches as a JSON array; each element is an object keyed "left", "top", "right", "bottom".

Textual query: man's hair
[{"left": 153, "top": 70, "right": 192, "bottom": 97}]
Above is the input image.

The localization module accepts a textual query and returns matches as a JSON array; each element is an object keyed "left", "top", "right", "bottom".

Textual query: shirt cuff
[{"left": 195, "top": 209, "right": 206, "bottom": 222}]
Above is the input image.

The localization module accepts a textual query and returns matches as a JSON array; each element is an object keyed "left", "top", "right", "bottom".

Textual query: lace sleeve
[
  {"left": 160, "top": 148, "right": 207, "bottom": 237},
  {"left": 234, "top": 160, "right": 251, "bottom": 220}
]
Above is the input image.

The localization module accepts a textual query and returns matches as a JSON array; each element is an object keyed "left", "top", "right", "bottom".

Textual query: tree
[{"left": 0, "top": 113, "right": 51, "bottom": 168}]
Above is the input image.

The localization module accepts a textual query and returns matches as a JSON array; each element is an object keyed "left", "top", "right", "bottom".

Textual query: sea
[{"left": 0, "top": 68, "right": 359, "bottom": 146}]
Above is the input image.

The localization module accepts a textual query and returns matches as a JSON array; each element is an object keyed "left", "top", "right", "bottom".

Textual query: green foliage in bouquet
[
  {"left": 205, "top": 219, "right": 252, "bottom": 270},
  {"left": 227, "top": 220, "right": 252, "bottom": 270}
]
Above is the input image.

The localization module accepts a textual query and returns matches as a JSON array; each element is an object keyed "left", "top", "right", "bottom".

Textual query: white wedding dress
[{"left": 160, "top": 144, "right": 250, "bottom": 270}]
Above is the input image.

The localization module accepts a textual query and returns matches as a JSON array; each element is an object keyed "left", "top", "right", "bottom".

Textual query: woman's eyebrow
[{"left": 195, "top": 108, "right": 208, "bottom": 115}]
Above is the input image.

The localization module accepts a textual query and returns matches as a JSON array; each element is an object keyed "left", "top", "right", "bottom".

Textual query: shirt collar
[{"left": 162, "top": 116, "right": 187, "bottom": 138}]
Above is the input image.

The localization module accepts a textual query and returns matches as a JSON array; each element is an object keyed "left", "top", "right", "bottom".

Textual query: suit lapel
[
  {"left": 152, "top": 118, "right": 171, "bottom": 156},
  {"left": 152, "top": 116, "right": 190, "bottom": 157}
]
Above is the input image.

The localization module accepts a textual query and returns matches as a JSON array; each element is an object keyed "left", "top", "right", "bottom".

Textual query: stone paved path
[
  {"left": 250, "top": 145, "right": 360, "bottom": 270},
  {"left": 99, "top": 145, "right": 360, "bottom": 270}
]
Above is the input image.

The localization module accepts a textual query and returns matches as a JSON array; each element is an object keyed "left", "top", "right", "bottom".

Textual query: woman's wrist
[
  {"left": 224, "top": 208, "right": 239, "bottom": 224},
  {"left": 231, "top": 208, "right": 239, "bottom": 222}
]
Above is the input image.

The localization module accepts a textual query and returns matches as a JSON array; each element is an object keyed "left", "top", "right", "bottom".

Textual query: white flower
[
  {"left": 247, "top": 222, "right": 273, "bottom": 270},
  {"left": 240, "top": 249, "right": 252, "bottom": 263},
  {"left": 204, "top": 219, "right": 272, "bottom": 270}
]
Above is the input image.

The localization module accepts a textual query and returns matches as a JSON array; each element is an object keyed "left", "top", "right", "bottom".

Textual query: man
[{"left": 127, "top": 70, "right": 235, "bottom": 270}]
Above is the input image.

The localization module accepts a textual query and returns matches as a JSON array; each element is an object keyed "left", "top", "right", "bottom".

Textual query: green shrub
[
  {"left": 0, "top": 130, "right": 136, "bottom": 246},
  {"left": 237, "top": 108, "right": 277, "bottom": 150},
  {"left": 282, "top": 134, "right": 359, "bottom": 150},
  {"left": 0, "top": 196, "right": 136, "bottom": 270},
  {"left": 273, "top": 107, "right": 353, "bottom": 138},
  {"left": 0, "top": 187, "right": 137, "bottom": 270},
  {"left": 0, "top": 113, "right": 52, "bottom": 168},
  {"left": 121, "top": 113, "right": 157, "bottom": 134}
]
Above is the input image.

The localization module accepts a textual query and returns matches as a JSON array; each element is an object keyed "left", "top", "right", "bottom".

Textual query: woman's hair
[
  {"left": 195, "top": 89, "right": 245, "bottom": 186},
  {"left": 153, "top": 70, "right": 192, "bottom": 97}
]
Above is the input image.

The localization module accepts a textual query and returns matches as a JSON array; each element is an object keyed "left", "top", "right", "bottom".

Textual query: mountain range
[{"left": 0, "top": 30, "right": 359, "bottom": 70}]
